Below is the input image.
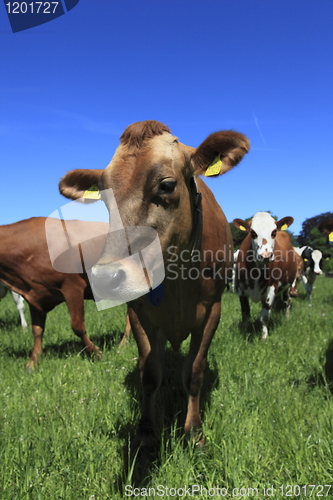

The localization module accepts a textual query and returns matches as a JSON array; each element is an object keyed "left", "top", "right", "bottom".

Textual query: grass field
[{"left": 1, "top": 276, "right": 333, "bottom": 499}]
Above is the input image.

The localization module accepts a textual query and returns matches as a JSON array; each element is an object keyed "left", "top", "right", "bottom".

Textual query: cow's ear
[
  {"left": 59, "top": 169, "right": 104, "bottom": 202},
  {"left": 190, "top": 131, "right": 250, "bottom": 177},
  {"left": 233, "top": 219, "right": 251, "bottom": 231},
  {"left": 318, "top": 220, "right": 333, "bottom": 236},
  {"left": 276, "top": 216, "right": 294, "bottom": 230}
]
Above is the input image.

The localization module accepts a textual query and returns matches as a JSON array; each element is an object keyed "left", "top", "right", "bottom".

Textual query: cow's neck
[{"left": 188, "top": 176, "right": 203, "bottom": 258}]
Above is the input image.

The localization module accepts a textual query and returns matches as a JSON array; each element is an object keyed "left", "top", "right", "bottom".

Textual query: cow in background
[
  {"left": 294, "top": 246, "right": 330, "bottom": 299},
  {"left": 289, "top": 250, "right": 304, "bottom": 298},
  {"left": 233, "top": 212, "right": 297, "bottom": 339},
  {"left": 230, "top": 249, "right": 240, "bottom": 293},
  {"left": 0, "top": 282, "right": 28, "bottom": 328},
  {"left": 59, "top": 119, "right": 250, "bottom": 449},
  {"left": 0, "top": 217, "right": 131, "bottom": 370}
]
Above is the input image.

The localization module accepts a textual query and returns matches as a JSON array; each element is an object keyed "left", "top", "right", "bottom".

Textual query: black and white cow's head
[
  {"left": 301, "top": 247, "right": 330, "bottom": 275},
  {"left": 233, "top": 212, "right": 293, "bottom": 263}
]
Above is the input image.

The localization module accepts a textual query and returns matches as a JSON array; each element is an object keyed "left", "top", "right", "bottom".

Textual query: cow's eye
[
  {"left": 271, "top": 229, "right": 277, "bottom": 238},
  {"left": 158, "top": 179, "right": 176, "bottom": 194},
  {"left": 251, "top": 229, "right": 257, "bottom": 239}
]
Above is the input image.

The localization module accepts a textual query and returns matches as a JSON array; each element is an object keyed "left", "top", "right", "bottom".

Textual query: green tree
[
  {"left": 298, "top": 212, "right": 333, "bottom": 246},
  {"left": 229, "top": 222, "right": 247, "bottom": 250},
  {"left": 307, "top": 227, "right": 327, "bottom": 251}
]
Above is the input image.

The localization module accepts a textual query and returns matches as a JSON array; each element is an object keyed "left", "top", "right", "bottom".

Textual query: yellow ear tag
[
  {"left": 329, "top": 232, "right": 333, "bottom": 242},
  {"left": 239, "top": 225, "right": 247, "bottom": 231},
  {"left": 83, "top": 184, "right": 101, "bottom": 200},
  {"left": 204, "top": 155, "right": 223, "bottom": 177},
  {"left": 281, "top": 224, "right": 288, "bottom": 231},
  {"left": 304, "top": 258, "right": 308, "bottom": 261}
]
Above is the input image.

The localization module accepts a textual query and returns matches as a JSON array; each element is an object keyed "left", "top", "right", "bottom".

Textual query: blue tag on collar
[{"left": 147, "top": 283, "right": 164, "bottom": 306}]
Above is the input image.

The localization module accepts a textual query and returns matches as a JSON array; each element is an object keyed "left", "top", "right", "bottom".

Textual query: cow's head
[
  {"left": 59, "top": 120, "right": 249, "bottom": 303},
  {"left": 233, "top": 212, "right": 293, "bottom": 263},
  {"left": 301, "top": 247, "right": 331, "bottom": 275}
]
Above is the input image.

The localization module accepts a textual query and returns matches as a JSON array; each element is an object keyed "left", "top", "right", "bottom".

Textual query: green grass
[{"left": 1, "top": 277, "right": 333, "bottom": 499}]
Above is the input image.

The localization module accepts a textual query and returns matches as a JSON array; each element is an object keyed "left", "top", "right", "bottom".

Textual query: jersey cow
[
  {"left": 59, "top": 120, "right": 250, "bottom": 449},
  {"left": 233, "top": 212, "right": 297, "bottom": 339},
  {"left": 0, "top": 217, "right": 131, "bottom": 370},
  {"left": 0, "top": 281, "right": 28, "bottom": 328}
]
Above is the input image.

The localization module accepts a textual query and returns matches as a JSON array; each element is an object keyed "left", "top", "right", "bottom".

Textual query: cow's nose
[
  {"left": 90, "top": 267, "right": 126, "bottom": 298},
  {"left": 258, "top": 251, "right": 274, "bottom": 261}
]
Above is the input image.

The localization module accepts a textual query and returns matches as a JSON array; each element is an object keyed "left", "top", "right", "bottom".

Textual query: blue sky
[{"left": 1, "top": 0, "right": 332, "bottom": 236}]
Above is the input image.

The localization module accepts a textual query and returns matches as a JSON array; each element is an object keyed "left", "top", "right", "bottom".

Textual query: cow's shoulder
[{"left": 275, "top": 230, "right": 293, "bottom": 250}]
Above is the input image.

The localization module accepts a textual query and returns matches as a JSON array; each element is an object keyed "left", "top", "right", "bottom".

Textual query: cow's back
[
  {"left": 0, "top": 217, "right": 107, "bottom": 308},
  {"left": 0, "top": 217, "right": 50, "bottom": 282}
]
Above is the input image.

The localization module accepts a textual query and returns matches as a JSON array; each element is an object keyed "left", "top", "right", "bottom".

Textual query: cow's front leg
[
  {"left": 118, "top": 311, "right": 131, "bottom": 347},
  {"left": 26, "top": 304, "right": 46, "bottom": 371},
  {"left": 182, "top": 301, "right": 221, "bottom": 445},
  {"left": 238, "top": 287, "right": 250, "bottom": 328},
  {"left": 282, "top": 287, "right": 291, "bottom": 319},
  {"left": 260, "top": 285, "right": 276, "bottom": 339},
  {"left": 64, "top": 288, "right": 102, "bottom": 360},
  {"left": 302, "top": 275, "right": 312, "bottom": 300},
  {"left": 130, "top": 308, "right": 166, "bottom": 451}
]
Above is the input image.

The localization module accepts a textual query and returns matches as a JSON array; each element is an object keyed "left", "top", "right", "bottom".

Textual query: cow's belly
[{"left": 244, "top": 279, "right": 266, "bottom": 303}]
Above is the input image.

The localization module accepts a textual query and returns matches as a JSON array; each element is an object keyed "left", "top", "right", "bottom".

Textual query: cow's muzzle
[
  {"left": 257, "top": 252, "right": 274, "bottom": 263},
  {"left": 90, "top": 265, "right": 126, "bottom": 299}
]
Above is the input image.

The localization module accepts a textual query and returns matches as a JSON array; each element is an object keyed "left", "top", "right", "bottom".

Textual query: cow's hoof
[
  {"left": 89, "top": 349, "right": 103, "bottom": 361},
  {"left": 118, "top": 337, "right": 129, "bottom": 348},
  {"left": 95, "top": 350, "right": 103, "bottom": 361},
  {"left": 25, "top": 360, "right": 37, "bottom": 373},
  {"left": 240, "top": 320, "right": 250, "bottom": 331},
  {"left": 130, "top": 432, "right": 158, "bottom": 462},
  {"left": 186, "top": 427, "right": 205, "bottom": 448}
]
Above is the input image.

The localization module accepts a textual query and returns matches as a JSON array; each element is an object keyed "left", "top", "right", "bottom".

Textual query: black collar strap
[{"left": 189, "top": 177, "right": 203, "bottom": 261}]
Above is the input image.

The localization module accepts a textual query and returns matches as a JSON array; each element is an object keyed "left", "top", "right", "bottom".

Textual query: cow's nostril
[
  {"left": 91, "top": 267, "right": 126, "bottom": 299},
  {"left": 109, "top": 269, "right": 126, "bottom": 289}
]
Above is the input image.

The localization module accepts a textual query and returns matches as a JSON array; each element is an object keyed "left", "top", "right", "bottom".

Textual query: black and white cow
[
  {"left": 294, "top": 246, "right": 330, "bottom": 300},
  {"left": 0, "top": 281, "right": 28, "bottom": 328}
]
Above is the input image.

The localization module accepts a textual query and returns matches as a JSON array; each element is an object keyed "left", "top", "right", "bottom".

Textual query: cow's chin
[
  {"left": 90, "top": 262, "right": 150, "bottom": 303},
  {"left": 257, "top": 255, "right": 275, "bottom": 264}
]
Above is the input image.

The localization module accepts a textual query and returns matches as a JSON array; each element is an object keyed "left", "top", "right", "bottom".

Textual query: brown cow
[
  {"left": 233, "top": 212, "right": 297, "bottom": 339},
  {"left": 59, "top": 120, "right": 250, "bottom": 449},
  {"left": 0, "top": 217, "right": 131, "bottom": 370}
]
